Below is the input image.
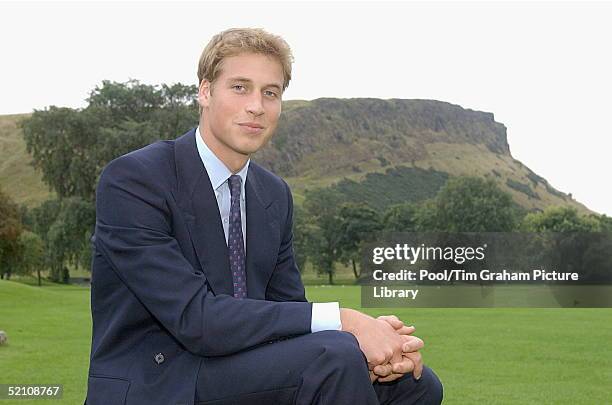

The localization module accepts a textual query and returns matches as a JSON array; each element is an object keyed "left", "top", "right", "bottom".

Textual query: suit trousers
[{"left": 195, "top": 330, "right": 443, "bottom": 404}]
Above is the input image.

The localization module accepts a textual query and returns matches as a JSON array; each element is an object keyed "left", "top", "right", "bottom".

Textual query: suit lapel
[
  {"left": 174, "top": 129, "right": 280, "bottom": 299},
  {"left": 245, "top": 169, "right": 280, "bottom": 299},
  {"left": 175, "top": 129, "right": 233, "bottom": 296}
]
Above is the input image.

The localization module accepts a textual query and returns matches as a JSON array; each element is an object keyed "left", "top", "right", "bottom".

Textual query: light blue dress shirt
[
  {"left": 195, "top": 127, "right": 248, "bottom": 250},
  {"left": 195, "top": 127, "right": 341, "bottom": 333}
]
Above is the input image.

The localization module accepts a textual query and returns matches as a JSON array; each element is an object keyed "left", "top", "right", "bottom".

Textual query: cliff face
[
  {"left": 252, "top": 98, "right": 586, "bottom": 214},
  {"left": 255, "top": 98, "right": 509, "bottom": 177},
  {"left": 0, "top": 99, "right": 589, "bottom": 213}
]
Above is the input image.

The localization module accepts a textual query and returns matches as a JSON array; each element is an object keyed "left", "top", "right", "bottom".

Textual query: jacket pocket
[{"left": 86, "top": 375, "right": 130, "bottom": 405}]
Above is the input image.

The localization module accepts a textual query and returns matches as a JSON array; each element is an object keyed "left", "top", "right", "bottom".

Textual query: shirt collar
[{"left": 195, "top": 126, "right": 250, "bottom": 191}]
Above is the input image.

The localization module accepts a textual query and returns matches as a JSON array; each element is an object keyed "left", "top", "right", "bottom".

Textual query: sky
[{"left": 1, "top": 1, "right": 611, "bottom": 216}]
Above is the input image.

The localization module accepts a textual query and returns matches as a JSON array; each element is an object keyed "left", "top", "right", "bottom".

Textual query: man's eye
[
  {"left": 264, "top": 90, "right": 278, "bottom": 98},
  {"left": 232, "top": 85, "right": 246, "bottom": 92}
]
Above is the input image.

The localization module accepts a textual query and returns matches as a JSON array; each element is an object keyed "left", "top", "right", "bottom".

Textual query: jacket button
[{"left": 154, "top": 353, "right": 165, "bottom": 364}]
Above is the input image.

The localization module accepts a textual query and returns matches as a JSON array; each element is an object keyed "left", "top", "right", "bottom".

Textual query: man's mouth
[{"left": 237, "top": 122, "right": 265, "bottom": 134}]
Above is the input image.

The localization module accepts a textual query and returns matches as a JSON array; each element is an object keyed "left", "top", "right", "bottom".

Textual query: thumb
[{"left": 377, "top": 315, "right": 403, "bottom": 329}]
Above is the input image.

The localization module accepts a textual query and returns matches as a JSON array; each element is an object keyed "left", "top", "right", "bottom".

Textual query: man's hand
[
  {"left": 340, "top": 309, "right": 425, "bottom": 384},
  {"left": 340, "top": 309, "right": 406, "bottom": 373},
  {"left": 371, "top": 315, "right": 424, "bottom": 383},
  {"left": 373, "top": 336, "right": 424, "bottom": 383},
  {"left": 377, "top": 315, "right": 415, "bottom": 336}
]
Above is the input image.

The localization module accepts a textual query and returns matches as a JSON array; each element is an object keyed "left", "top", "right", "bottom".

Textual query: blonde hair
[{"left": 197, "top": 28, "right": 293, "bottom": 92}]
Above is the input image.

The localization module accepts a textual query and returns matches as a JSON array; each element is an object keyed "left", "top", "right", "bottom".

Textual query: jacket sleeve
[
  {"left": 265, "top": 180, "right": 308, "bottom": 302},
  {"left": 94, "top": 154, "right": 312, "bottom": 357}
]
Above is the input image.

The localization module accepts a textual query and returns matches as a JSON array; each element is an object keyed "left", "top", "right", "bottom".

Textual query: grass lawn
[{"left": 0, "top": 280, "right": 610, "bottom": 404}]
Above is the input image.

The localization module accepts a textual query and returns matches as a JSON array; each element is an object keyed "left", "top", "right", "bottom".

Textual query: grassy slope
[
  {"left": 0, "top": 114, "right": 54, "bottom": 207},
  {"left": 286, "top": 142, "right": 590, "bottom": 214},
  {"left": 1, "top": 280, "right": 610, "bottom": 404},
  {"left": 0, "top": 113, "right": 593, "bottom": 214}
]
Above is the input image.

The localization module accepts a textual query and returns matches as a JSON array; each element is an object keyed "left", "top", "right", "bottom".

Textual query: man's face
[{"left": 198, "top": 52, "right": 284, "bottom": 165}]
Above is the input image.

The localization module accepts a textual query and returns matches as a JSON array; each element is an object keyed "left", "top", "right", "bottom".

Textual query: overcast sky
[{"left": 2, "top": 1, "right": 611, "bottom": 216}]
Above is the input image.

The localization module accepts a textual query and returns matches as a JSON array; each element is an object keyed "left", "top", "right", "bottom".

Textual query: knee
[
  {"left": 420, "top": 366, "right": 443, "bottom": 404},
  {"left": 316, "top": 330, "right": 369, "bottom": 373}
]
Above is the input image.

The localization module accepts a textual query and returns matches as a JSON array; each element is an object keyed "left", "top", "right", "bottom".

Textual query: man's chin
[
  {"left": 233, "top": 144, "right": 261, "bottom": 157},
  {"left": 235, "top": 140, "right": 269, "bottom": 155}
]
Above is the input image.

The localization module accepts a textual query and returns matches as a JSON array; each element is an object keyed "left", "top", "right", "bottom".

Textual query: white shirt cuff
[{"left": 310, "top": 302, "right": 341, "bottom": 332}]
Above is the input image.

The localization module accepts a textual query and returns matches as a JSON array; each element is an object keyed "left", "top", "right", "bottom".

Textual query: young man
[{"left": 86, "top": 28, "right": 442, "bottom": 405}]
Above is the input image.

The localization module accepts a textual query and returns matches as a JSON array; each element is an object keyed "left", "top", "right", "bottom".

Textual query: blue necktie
[{"left": 227, "top": 175, "right": 247, "bottom": 298}]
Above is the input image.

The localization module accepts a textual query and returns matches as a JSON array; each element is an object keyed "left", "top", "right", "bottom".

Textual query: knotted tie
[{"left": 227, "top": 175, "right": 247, "bottom": 298}]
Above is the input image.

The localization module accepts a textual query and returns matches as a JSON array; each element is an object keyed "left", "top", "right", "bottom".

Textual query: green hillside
[
  {"left": 0, "top": 99, "right": 592, "bottom": 214},
  {"left": 0, "top": 114, "right": 53, "bottom": 207},
  {"left": 268, "top": 99, "right": 589, "bottom": 213}
]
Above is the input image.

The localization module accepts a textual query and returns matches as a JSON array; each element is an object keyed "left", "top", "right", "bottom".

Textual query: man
[{"left": 86, "top": 28, "right": 442, "bottom": 405}]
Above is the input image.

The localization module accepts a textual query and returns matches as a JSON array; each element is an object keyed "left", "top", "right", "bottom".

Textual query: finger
[
  {"left": 367, "top": 347, "right": 394, "bottom": 368},
  {"left": 377, "top": 372, "right": 404, "bottom": 383},
  {"left": 377, "top": 315, "right": 403, "bottom": 329},
  {"left": 414, "top": 354, "right": 423, "bottom": 380},
  {"left": 391, "top": 356, "right": 415, "bottom": 374},
  {"left": 396, "top": 325, "right": 416, "bottom": 335},
  {"left": 373, "top": 363, "right": 393, "bottom": 377},
  {"left": 401, "top": 336, "right": 424, "bottom": 352},
  {"left": 405, "top": 352, "right": 423, "bottom": 380}
]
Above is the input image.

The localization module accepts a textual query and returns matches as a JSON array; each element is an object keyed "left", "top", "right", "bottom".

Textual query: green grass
[
  {"left": 0, "top": 114, "right": 54, "bottom": 208},
  {"left": 0, "top": 281, "right": 90, "bottom": 404},
  {"left": 1, "top": 280, "right": 611, "bottom": 404}
]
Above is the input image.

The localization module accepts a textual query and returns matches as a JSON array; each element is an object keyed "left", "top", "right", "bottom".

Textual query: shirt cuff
[{"left": 310, "top": 302, "right": 341, "bottom": 332}]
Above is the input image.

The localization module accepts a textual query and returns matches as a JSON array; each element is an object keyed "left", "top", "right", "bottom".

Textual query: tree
[
  {"left": 29, "top": 199, "right": 62, "bottom": 281},
  {"left": 292, "top": 204, "right": 309, "bottom": 272},
  {"left": 29, "top": 197, "right": 94, "bottom": 282},
  {"left": 21, "top": 80, "right": 199, "bottom": 204},
  {"left": 382, "top": 202, "right": 419, "bottom": 232},
  {"left": 522, "top": 206, "right": 610, "bottom": 284},
  {"left": 15, "top": 231, "right": 45, "bottom": 286},
  {"left": 336, "top": 203, "right": 383, "bottom": 278},
  {"left": 20, "top": 80, "right": 198, "bottom": 277},
  {"left": 522, "top": 206, "right": 600, "bottom": 232},
  {"left": 431, "top": 176, "right": 518, "bottom": 232},
  {"left": 47, "top": 198, "right": 95, "bottom": 280},
  {"left": 302, "top": 188, "right": 344, "bottom": 284},
  {"left": 596, "top": 214, "right": 612, "bottom": 232},
  {"left": 0, "top": 187, "right": 23, "bottom": 279},
  {"left": 21, "top": 107, "right": 103, "bottom": 201}
]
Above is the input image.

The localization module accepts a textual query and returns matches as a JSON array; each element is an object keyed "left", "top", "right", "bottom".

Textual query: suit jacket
[{"left": 85, "top": 128, "right": 312, "bottom": 405}]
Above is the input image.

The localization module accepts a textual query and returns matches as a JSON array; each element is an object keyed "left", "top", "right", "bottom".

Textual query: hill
[
  {"left": 0, "top": 99, "right": 590, "bottom": 213},
  {"left": 256, "top": 98, "right": 588, "bottom": 212},
  {"left": 0, "top": 114, "right": 54, "bottom": 207}
]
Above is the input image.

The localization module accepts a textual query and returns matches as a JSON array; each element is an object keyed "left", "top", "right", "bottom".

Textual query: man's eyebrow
[{"left": 227, "top": 76, "right": 282, "bottom": 91}]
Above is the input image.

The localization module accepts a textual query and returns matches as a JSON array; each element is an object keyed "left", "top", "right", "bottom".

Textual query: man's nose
[{"left": 245, "top": 92, "right": 264, "bottom": 116}]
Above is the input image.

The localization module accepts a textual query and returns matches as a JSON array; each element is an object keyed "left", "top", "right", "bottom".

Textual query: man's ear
[{"left": 198, "top": 80, "right": 212, "bottom": 109}]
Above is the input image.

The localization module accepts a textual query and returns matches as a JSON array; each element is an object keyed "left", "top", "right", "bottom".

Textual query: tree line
[
  {"left": 1, "top": 80, "right": 198, "bottom": 283},
  {"left": 294, "top": 177, "right": 612, "bottom": 284},
  {"left": 1, "top": 80, "right": 611, "bottom": 284}
]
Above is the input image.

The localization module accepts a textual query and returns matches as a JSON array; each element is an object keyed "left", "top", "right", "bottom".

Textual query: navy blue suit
[{"left": 86, "top": 128, "right": 443, "bottom": 405}]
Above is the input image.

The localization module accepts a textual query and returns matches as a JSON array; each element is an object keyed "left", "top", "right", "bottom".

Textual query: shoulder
[
  {"left": 249, "top": 162, "right": 294, "bottom": 227},
  {"left": 249, "top": 161, "right": 292, "bottom": 198},
  {"left": 100, "top": 139, "right": 176, "bottom": 186},
  {"left": 96, "top": 138, "right": 180, "bottom": 212}
]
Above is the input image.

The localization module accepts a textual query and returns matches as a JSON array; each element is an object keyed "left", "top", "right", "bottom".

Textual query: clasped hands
[
  {"left": 340, "top": 309, "right": 424, "bottom": 384},
  {"left": 370, "top": 315, "right": 423, "bottom": 383}
]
